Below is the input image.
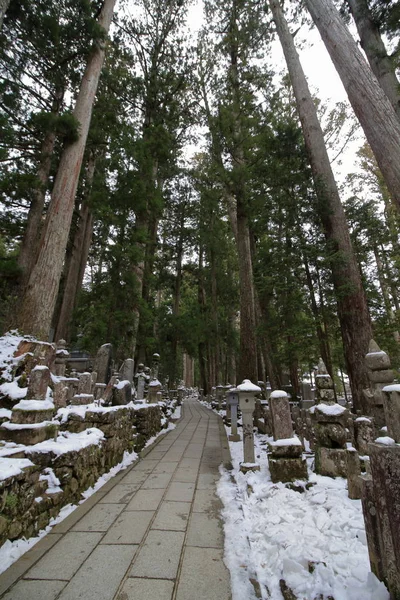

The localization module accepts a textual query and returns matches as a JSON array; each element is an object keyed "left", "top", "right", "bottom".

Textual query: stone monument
[{"left": 268, "top": 390, "right": 307, "bottom": 483}]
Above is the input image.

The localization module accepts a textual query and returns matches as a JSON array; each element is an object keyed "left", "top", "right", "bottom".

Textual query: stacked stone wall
[{"left": 0, "top": 404, "right": 163, "bottom": 547}]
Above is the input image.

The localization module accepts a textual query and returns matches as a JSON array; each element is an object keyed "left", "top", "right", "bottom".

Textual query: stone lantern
[
  {"left": 227, "top": 388, "right": 240, "bottom": 442},
  {"left": 237, "top": 379, "right": 261, "bottom": 472}
]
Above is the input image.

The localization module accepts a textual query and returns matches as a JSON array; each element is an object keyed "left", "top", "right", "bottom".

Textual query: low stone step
[{"left": 0, "top": 421, "right": 59, "bottom": 445}]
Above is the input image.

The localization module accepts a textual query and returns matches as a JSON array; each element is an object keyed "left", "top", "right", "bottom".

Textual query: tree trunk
[
  {"left": 228, "top": 3, "right": 258, "bottom": 384},
  {"left": 54, "top": 153, "right": 96, "bottom": 342},
  {"left": 303, "top": 252, "right": 334, "bottom": 379},
  {"left": 270, "top": 0, "right": 372, "bottom": 412},
  {"left": 18, "top": 89, "right": 64, "bottom": 288},
  {"left": 304, "top": 0, "right": 400, "bottom": 211},
  {"left": 373, "top": 244, "right": 400, "bottom": 342},
  {"left": 198, "top": 246, "right": 209, "bottom": 394},
  {"left": 0, "top": 0, "right": 10, "bottom": 30},
  {"left": 347, "top": 0, "right": 400, "bottom": 119},
  {"left": 169, "top": 209, "right": 184, "bottom": 386},
  {"left": 17, "top": 0, "right": 116, "bottom": 339}
]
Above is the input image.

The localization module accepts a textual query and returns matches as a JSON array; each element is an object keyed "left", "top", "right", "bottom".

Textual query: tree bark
[
  {"left": 169, "top": 208, "right": 185, "bottom": 386},
  {"left": 346, "top": 0, "right": 400, "bottom": 119},
  {"left": 54, "top": 152, "right": 96, "bottom": 342},
  {"left": 17, "top": 0, "right": 116, "bottom": 339},
  {"left": 304, "top": 0, "right": 400, "bottom": 211},
  {"left": 18, "top": 89, "right": 65, "bottom": 289},
  {"left": 270, "top": 0, "right": 372, "bottom": 412},
  {"left": 373, "top": 244, "right": 400, "bottom": 342},
  {"left": 303, "top": 252, "right": 334, "bottom": 379},
  {"left": 228, "top": 2, "right": 258, "bottom": 384}
]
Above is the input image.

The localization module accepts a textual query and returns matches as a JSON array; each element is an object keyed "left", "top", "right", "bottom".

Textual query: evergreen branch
[{"left": 0, "top": 102, "right": 37, "bottom": 137}]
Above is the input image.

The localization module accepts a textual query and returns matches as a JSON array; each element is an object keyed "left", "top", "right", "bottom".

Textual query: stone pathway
[{"left": 0, "top": 398, "right": 232, "bottom": 600}]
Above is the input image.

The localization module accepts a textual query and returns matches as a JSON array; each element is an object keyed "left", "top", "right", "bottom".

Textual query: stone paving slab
[
  {"left": 125, "top": 487, "right": 164, "bottom": 511},
  {"left": 0, "top": 398, "right": 232, "bottom": 600},
  {"left": 186, "top": 511, "right": 224, "bottom": 548},
  {"left": 129, "top": 530, "right": 185, "bottom": 579},
  {"left": 101, "top": 510, "right": 154, "bottom": 544},
  {"left": 57, "top": 545, "right": 137, "bottom": 600},
  {"left": 176, "top": 546, "right": 231, "bottom": 600},
  {"left": 152, "top": 500, "right": 191, "bottom": 531},
  {"left": 193, "top": 488, "right": 222, "bottom": 512},
  {"left": 0, "top": 579, "right": 66, "bottom": 600},
  {"left": 25, "top": 532, "right": 103, "bottom": 580},
  {"left": 71, "top": 503, "right": 125, "bottom": 532},
  {"left": 117, "top": 577, "right": 174, "bottom": 600},
  {"left": 165, "top": 481, "right": 195, "bottom": 502},
  {"left": 152, "top": 461, "right": 178, "bottom": 473},
  {"left": 0, "top": 533, "right": 63, "bottom": 596},
  {"left": 141, "top": 472, "right": 173, "bottom": 489},
  {"left": 99, "top": 483, "right": 141, "bottom": 504}
]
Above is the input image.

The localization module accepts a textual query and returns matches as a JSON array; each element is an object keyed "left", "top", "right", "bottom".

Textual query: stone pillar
[
  {"left": 53, "top": 381, "right": 68, "bottom": 408},
  {"left": 364, "top": 339, "right": 394, "bottom": 429},
  {"left": 93, "top": 343, "right": 113, "bottom": 384},
  {"left": 367, "top": 443, "right": 400, "bottom": 597},
  {"left": 136, "top": 373, "right": 146, "bottom": 401},
  {"left": 268, "top": 390, "right": 307, "bottom": 483},
  {"left": 382, "top": 384, "right": 400, "bottom": 442},
  {"left": 151, "top": 353, "right": 160, "bottom": 381},
  {"left": 177, "top": 387, "right": 184, "bottom": 406},
  {"left": 269, "top": 390, "right": 293, "bottom": 440},
  {"left": 78, "top": 372, "right": 92, "bottom": 395},
  {"left": 300, "top": 380, "right": 314, "bottom": 410},
  {"left": 94, "top": 383, "right": 106, "bottom": 401},
  {"left": 346, "top": 448, "right": 362, "bottom": 499},
  {"left": 113, "top": 380, "right": 132, "bottom": 405},
  {"left": 54, "top": 339, "right": 69, "bottom": 377},
  {"left": 314, "top": 358, "right": 348, "bottom": 477},
  {"left": 265, "top": 378, "right": 271, "bottom": 401},
  {"left": 0, "top": 366, "right": 58, "bottom": 445},
  {"left": 147, "top": 379, "right": 161, "bottom": 403},
  {"left": 354, "top": 416, "right": 375, "bottom": 455},
  {"left": 237, "top": 379, "right": 261, "bottom": 473},
  {"left": 227, "top": 388, "right": 240, "bottom": 442},
  {"left": 120, "top": 358, "right": 134, "bottom": 384}
]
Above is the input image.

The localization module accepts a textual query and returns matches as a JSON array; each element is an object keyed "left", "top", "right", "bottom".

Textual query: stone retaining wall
[{"left": 0, "top": 404, "right": 164, "bottom": 547}]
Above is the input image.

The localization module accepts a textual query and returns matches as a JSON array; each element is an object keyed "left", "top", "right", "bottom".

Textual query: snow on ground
[{"left": 217, "top": 425, "right": 389, "bottom": 600}]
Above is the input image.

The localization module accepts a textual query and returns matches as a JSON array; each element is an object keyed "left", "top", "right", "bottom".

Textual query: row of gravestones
[
  {"left": 212, "top": 340, "right": 400, "bottom": 599},
  {"left": 0, "top": 340, "right": 183, "bottom": 447}
]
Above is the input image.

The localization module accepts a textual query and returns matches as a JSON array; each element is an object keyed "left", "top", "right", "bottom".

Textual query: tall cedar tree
[
  {"left": 303, "top": 0, "right": 400, "bottom": 211},
  {"left": 18, "top": 0, "right": 116, "bottom": 339},
  {"left": 345, "top": 0, "right": 400, "bottom": 119},
  {"left": 269, "top": 0, "right": 372, "bottom": 411}
]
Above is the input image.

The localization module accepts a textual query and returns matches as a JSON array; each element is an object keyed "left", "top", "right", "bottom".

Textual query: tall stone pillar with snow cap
[
  {"left": 314, "top": 358, "right": 349, "bottom": 477},
  {"left": 268, "top": 390, "right": 308, "bottom": 483},
  {"left": 364, "top": 339, "right": 394, "bottom": 430},
  {"left": 237, "top": 379, "right": 261, "bottom": 473}
]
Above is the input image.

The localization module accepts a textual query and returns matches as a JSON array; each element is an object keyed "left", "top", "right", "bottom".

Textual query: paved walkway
[{"left": 0, "top": 398, "right": 232, "bottom": 600}]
